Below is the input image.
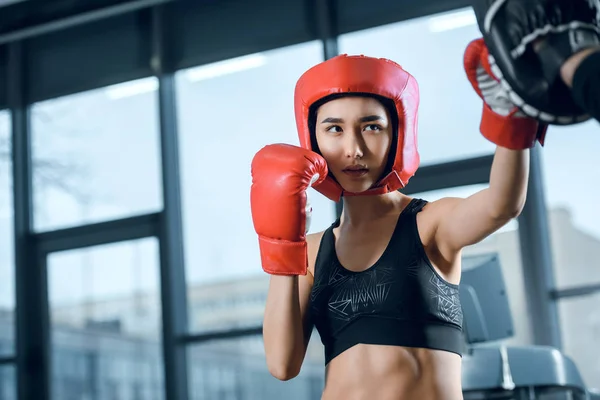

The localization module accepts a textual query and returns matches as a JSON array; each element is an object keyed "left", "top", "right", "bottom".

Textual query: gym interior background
[{"left": 0, "top": 0, "right": 598, "bottom": 399}]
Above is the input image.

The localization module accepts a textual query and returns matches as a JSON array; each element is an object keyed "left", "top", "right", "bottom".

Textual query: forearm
[
  {"left": 487, "top": 146, "right": 530, "bottom": 216},
  {"left": 560, "top": 48, "right": 600, "bottom": 121},
  {"left": 560, "top": 47, "right": 600, "bottom": 87},
  {"left": 262, "top": 275, "right": 307, "bottom": 379}
]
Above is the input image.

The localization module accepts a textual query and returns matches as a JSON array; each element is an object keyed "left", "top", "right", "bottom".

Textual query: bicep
[{"left": 434, "top": 192, "right": 514, "bottom": 254}]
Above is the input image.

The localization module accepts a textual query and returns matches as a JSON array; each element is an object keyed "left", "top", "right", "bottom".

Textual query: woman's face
[{"left": 315, "top": 96, "right": 393, "bottom": 194}]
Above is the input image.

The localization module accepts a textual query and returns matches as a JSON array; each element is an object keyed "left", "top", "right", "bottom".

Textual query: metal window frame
[
  {"left": 516, "top": 146, "right": 562, "bottom": 348},
  {"left": 403, "top": 155, "right": 493, "bottom": 195},
  {"left": 551, "top": 283, "right": 600, "bottom": 300},
  {"left": 9, "top": 39, "right": 51, "bottom": 400},
  {"left": 181, "top": 327, "right": 264, "bottom": 345},
  {"left": 2, "top": 0, "right": 585, "bottom": 399},
  {"left": 150, "top": 5, "right": 190, "bottom": 400},
  {"left": 0, "top": 356, "right": 16, "bottom": 366},
  {"left": 0, "top": 0, "right": 173, "bottom": 45},
  {"left": 35, "top": 213, "right": 160, "bottom": 254}
]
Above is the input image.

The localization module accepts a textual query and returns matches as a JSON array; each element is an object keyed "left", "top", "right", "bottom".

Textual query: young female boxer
[{"left": 250, "top": 38, "right": 545, "bottom": 400}]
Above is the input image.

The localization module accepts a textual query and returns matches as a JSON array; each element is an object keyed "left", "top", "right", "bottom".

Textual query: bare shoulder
[{"left": 306, "top": 231, "right": 326, "bottom": 277}]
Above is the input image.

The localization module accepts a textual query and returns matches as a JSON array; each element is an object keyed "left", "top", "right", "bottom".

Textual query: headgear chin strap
[{"left": 294, "top": 54, "right": 421, "bottom": 202}]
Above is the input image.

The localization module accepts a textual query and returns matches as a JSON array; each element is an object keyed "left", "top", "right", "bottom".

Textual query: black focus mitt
[{"left": 471, "top": 0, "right": 600, "bottom": 125}]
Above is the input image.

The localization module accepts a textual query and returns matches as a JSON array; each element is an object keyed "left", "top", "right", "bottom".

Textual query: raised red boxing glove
[
  {"left": 250, "top": 144, "right": 328, "bottom": 275},
  {"left": 464, "top": 38, "right": 547, "bottom": 150}
]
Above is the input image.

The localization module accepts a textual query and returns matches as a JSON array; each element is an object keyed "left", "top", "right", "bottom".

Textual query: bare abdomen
[{"left": 321, "top": 344, "right": 463, "bottom": 400}]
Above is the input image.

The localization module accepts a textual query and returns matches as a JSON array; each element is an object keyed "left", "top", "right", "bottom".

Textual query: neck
[{"left": 340, "top": 191, "right": 406, "bottom": 226}]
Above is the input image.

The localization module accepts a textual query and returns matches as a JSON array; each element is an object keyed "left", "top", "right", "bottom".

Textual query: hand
[
  {"left": 250, "top": 144, "right": 328, "bottom": 275},
  {"left": 559, "top": 47, "right": 600, "bottom": 87}
]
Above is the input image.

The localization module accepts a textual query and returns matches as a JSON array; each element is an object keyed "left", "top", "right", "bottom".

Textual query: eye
[
  {"left": 364, "top": 124, "right": 383, "bottom": 132},
  {"left": 325, "top": 125, "right": 342, "bottom": 133}
]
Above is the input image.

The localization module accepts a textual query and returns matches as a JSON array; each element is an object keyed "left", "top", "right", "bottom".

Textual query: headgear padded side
[{"left": 294, "top": 54, "right": 420, "bottom": 202}]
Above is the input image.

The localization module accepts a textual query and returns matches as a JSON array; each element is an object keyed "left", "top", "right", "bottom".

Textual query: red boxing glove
[
  {"left": 250, "top": 144, "right": 328, "bottom": 275},
  {"left": 464, "top": 38, "right": 547, "bottom": 150}
]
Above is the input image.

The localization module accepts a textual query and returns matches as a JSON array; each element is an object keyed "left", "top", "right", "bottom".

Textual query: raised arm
[
  {"left": 433, "top": 147, "right": 528, "bottom": 254},
  {"left": 431, "top": 39, "right": 544, "bottom": 256}
]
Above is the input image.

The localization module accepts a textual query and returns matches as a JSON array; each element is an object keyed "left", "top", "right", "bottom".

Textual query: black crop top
[{"left": 309, "top": 198, "right": 465, "bottom": 365}]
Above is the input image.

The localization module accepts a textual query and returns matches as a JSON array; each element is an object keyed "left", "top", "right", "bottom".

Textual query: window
[
  {"left": 540, "top": 121, "right": 600, "bottom": 289},
  {"left": 30, "top": 77, "right": 163, "bottom": 232},
  {"left": 175, "top": 41, "right": 335, "bottom": 333},
  {"left": 188, "top": 335, "right": 324, "bottom": 400},
  {"left": 558, "top": 293, "right": 600, "bottom": 391},
  {"left": 409, "top": 185, "right": 533, "bottom": 346},
  {"left": 540, "top": 121, "right": 600, "bottom": 391},
  {"left": 0, "top": 111, "right": 13, "bottom": 357},
  {"left": 47, "top": 238, "right": 164, "bottom": 400},
  {"left": 0, "top": 366, "right": 15, "bottom": 400},
  {"left": 338, "top": 8, "right": 496, "bottom": 165}
]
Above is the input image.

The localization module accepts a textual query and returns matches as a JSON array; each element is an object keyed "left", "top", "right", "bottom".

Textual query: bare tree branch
[{"left": 0, "top": 109, "right": 96, "bottom": 216}]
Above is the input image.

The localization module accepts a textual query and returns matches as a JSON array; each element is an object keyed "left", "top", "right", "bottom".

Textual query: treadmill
[{"left": 460, "top": 254, "right": 600, "bottom": 400}]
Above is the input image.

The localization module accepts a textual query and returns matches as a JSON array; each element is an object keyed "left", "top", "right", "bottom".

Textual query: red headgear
[{"left": 294, "top": 54, "right": 420, "bottom": 202}]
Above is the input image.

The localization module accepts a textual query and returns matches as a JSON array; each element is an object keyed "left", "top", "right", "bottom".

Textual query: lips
[{"left": 342, "top": 165, "right": 369, "bottom": 177}]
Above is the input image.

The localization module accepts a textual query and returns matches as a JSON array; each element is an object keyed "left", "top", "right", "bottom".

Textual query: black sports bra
[{"left": 309, "top": 198, "right": 464, "bottom": 364}]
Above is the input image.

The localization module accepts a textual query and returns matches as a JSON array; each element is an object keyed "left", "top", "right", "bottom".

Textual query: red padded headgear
[{"left": 294, "top": 54, "right": 420, "bottom": 202}]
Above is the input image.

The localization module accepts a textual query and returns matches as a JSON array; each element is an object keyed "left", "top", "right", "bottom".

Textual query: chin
[{"left": 338, "top": 180, "right": 376, "bottom": 194}]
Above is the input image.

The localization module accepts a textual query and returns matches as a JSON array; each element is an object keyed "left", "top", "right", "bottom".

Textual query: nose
[{"left": 344, "top": 130, "right": 364, "bottom": 159}]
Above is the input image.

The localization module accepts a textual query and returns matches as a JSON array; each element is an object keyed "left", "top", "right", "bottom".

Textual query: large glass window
[
  {"left": 30, "top": 77, "right": 163, "bottom": 232},
  {"left": 541, "top": 122, "right": 600, "bottom": 289},
  {"left": 175, "top": 41, "right": 334, "bottom": 333},
  {"left": 48, "top": 238, "right": 163, "bottom": 400},
  {"left": 541, "top": 121, "right": 600, "bottom": 392},
  {"left": 558, "top": 293, "right": 600, "bottom": 390},
  {"left": 0, "top": 366, "right": 15, "bottom": 400},
  {"left": 0, "top": 111, "right": 14, "bottom": 357},
  {"left": 409, "top": 185, "right": 532, "bottom": 346},
  {"left": 338, "top": 8, "right": 496, "bottom": 165},
  {"left": 188, "top": 335, "right": 324, "bottom": 400}
]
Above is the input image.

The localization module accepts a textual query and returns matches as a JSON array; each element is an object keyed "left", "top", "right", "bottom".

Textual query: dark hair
[{"left": 308, "top": 92, "right": 399, "bottom": 183}]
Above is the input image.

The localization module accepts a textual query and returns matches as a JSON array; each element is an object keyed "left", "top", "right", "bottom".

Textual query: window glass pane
[
  {"left": 541, "top": 122, "right": 600, "bottom": 289},
  {"left": 338, "top": 8, "right": 496, "bottom": 165},
  {"left": 189, "top": 276, "right": 267, "bottom": 333},
  {"left": 408, "top": 185, "right": 533, "bottom": 346},
  {"left": 558, "top": 293, "right": 600, "bottom": 391},
  {"left": 188, "top": 335, "right": 324, "bottom": 400},
  {"left": 176, "top": 41, "right": 335, "bottom": 332},
  {"left": 0, "top": 111, "right": 14, "bottom": 357},
  {"left": 48, "top": 238, "right": 164, "bottom": 400},
  {"left": 0, "top": 366, "right": 15, "bottom": 400},
  {"left": 31, "top": 77, "right": 162, "bottom": 232}
]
